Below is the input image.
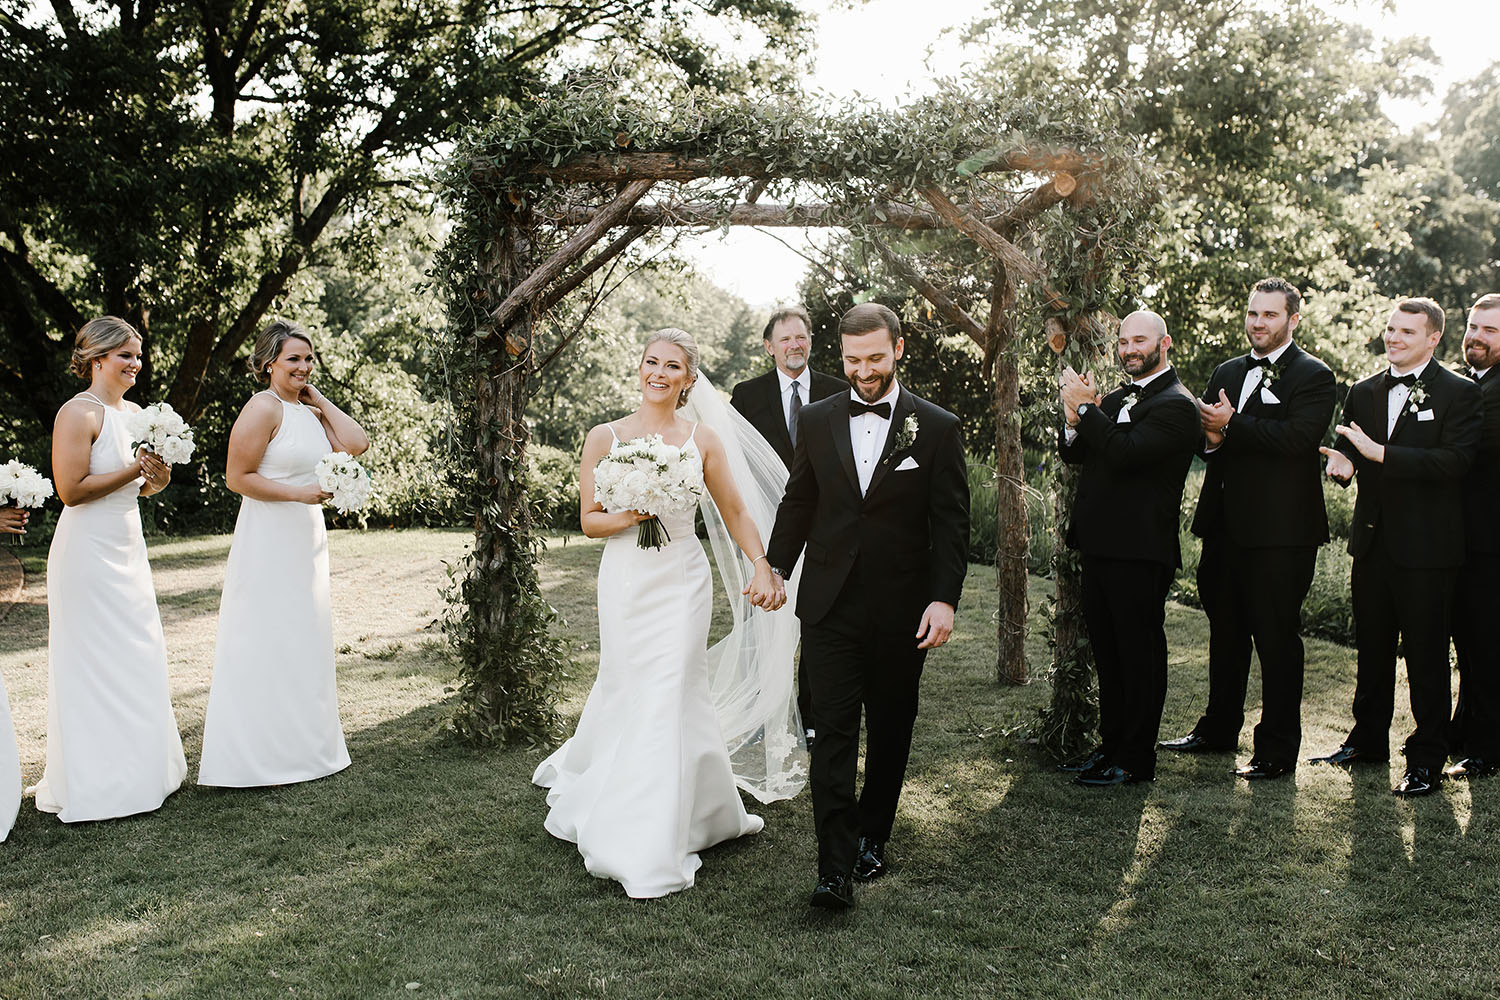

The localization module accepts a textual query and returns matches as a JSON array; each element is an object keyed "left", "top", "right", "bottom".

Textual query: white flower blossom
[
  {"left": 125, "top": 402, "right": 196, "bottom": 465},
  {"left": 593, "top": 434, "right": 704, "bottom": 518},
  {"left": 315, "top": 452, "right": 372, "bottom": 513},
  {"left": 0, "top": 460, "right": 54, "bottom": 508}
]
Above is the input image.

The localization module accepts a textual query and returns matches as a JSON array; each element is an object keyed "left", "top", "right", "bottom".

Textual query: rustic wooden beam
[
  {"left": 534, "top": 224, "right": 650, "bottom": 315},
  {"left": 920, "top": 184, "right": 1042, "bottom": 282},
  {"left": 871, "top": 237, "right": 987, "bottom": 349},
  {"left": 996, "top": 173, "right": 1077, "bottom": 238},
  {"left": 546, "top": 201, "right": 945, "bottom": 230},
  {"left": 484, "top": 178, "right": 654, "bottom": 337},
  {"left": 470, "top": 147, "right": 1091, "bottom": 187}
]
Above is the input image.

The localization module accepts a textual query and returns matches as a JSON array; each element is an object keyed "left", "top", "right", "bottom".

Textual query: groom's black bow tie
[
  {"left": 1384, "top": 371, "right": 1418, "bottom": 390},
  {"left": 849, "top": 400, "right": 892, "bottom": 419},
  {"left": 1247, "top": 356, "right": 1273, "bottom": 369}
]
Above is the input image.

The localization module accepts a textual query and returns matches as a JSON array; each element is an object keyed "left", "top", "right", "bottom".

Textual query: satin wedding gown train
[
  {"left": 34, "top": 394, "right": 187, "bottom": 822},
  {"left": 533, "top": 425, "right": 763, "bottom": 898},
  {"left": 198, "top": 393, "right": 350, "bottom": 787}
]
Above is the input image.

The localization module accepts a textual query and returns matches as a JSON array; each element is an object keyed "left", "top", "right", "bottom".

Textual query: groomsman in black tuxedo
[
  {"left": 1058, "top": 310, "right": 1200, "bottom": 786},
  {"left": 1159, "top": 278, "right": 1335, "bottom": 779},
  {"left": 731, "top": 306, "right": 845, "bottom": 745},
  {"left": 1446, "top": 294, "right": 1500, "bottom": 780},
  {"left": 766, "top": 303, "right": 969, "bottom": 910},
  {"left": 1311, "top": 298, "right": 1482, "bottom": 796}
]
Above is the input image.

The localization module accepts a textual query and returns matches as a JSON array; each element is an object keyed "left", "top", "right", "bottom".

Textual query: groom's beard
[{"left": 850, "top": 369, "right": 895, "bottom": 402}]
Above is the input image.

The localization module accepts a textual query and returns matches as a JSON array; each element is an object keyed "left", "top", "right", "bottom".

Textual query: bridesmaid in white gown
[
  {"left": 35, "top": 316, "right": 187, "bottom": 823},
  {"left": 198, "top": 319, "right": 369, "bottom": 787},
  {"left": 533, "top": 328, "right": 788, "bottom": 899},
  {"left": 0, "top": 506, "right": 24, "bottom": 838}
]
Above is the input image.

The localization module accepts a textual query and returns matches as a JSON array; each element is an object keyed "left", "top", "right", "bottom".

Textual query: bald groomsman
[
  {"left": 1311, "top": 298, "right": 1482, "bottom": 796},
  {"left": 1058, "top": 310, "right": 1200, "bottom": 786},
  {"left": 1160, "top": 278, "right": 1335, "bottom": 779},
  {"left": 1447, "top": 294, "right": 1500, "bottom": 779}
]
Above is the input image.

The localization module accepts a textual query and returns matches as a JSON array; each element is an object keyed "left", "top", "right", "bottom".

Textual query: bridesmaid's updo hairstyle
[
  {"left": 642, "top": 328, "right": 700, "bottom": 409},
  {"left": 69, "top": 316, "right": 139, "bottom": 379},
  {"left": 249, "top": 319, "right": 314, "bottom": 384}
]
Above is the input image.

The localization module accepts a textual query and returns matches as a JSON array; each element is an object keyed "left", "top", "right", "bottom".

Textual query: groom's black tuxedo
[
  {"left": 1060, "top": 367, "right": 1199, "bottom": 778},
  {"left": 767, "top": 385, "right": 969, "bottom": 879},
  {"left": 1334, "top": 360, "right": 1481, "bottom": 770},
  {"left": 730, "top": 367, "right": 847, "bottom": 469},
  {"left": 1451, "top": 367, "right": 1500, "bottom": 761},
  {"left": 1186, "top": 343, "right": 1336, "bottom": 764}
]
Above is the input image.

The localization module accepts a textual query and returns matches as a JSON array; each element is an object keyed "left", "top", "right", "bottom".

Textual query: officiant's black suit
[
  {"left": 1450, "top": 368, "right": 1500, "bottom": 762},
  {"left": 730, "top": 367, "right": 847, "bottom": 469},
  {"left": 766, "top": 386, "right": 969, "bottom": 879},
  {"left": 1187, "top": 344, "right": 1336, "bottom": 764},
  {"left": 1334, "top": 362, "right": 1481, "bottom": 770},
  {"left": 1060, "top": 369, "right": 1199, "bottom": 779}
]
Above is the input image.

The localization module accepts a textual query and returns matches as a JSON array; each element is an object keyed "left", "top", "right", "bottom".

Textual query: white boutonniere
[
  {"left": 892, "top": 413, "right": 919, "bottom": 454},
  {"left": 1118, "top": 389, "right": 1140, "bottom": 417},
  {"left": 1407, "top": 379, "right": 1428, "bottom": 414},
  {"left": 1260, "top": 364, "right": 1280, "bottom": 390}
]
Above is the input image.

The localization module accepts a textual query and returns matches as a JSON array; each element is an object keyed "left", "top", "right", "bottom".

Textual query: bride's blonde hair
[{"left": 642, "top": 328, "right": 699, "bottom": 408}]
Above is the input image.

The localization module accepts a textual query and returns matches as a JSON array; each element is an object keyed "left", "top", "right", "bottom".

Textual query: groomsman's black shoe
[
  {"left": 1233, "top": 759, "right": 1295, "bottom": 780},
  {"left": 1058, "top": 748, "right": 1108, "bottom": 773},
  {"left": 1308, "top": 745, "right": 1387, "bottom": 768},
  {"left": 1444, "top": 757, "right": 1498, "bottom": 780},
  {"left": 809, "top": 874, "right": 854, "bottom": 910},
  {"left": 1393, "top": 767, "right": 1441, "bottom": 797},
  {"left": 1158, "top": 733, "right": 1235, "bottom": 753},
  {"left": 1075, "top": 765, "right": 1151, "bottom": 787},
  {"left": 852, "top": 838, "right": 886, "bottom": 882}
]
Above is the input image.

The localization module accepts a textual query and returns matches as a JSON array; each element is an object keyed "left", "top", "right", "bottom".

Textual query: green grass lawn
[{"left": 1, "top": 529, "right": 1496, "bottom": 999}]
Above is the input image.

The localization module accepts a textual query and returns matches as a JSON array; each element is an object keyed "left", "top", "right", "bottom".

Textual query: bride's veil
[{"left": 681, "top": 376, "right": 809, "bottom": 803}]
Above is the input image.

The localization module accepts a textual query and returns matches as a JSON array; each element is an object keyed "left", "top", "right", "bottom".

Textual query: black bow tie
[
  {"left": 849, "top": 399, "right": 892, "bottom": 419},
  {"left": 1384, "top": 371, "right": 1418, "bottom": 390},
  {"left": 1247, "top": 357, "right": 1273, "bottom": 369},
  {"left": 1118, "top": 381, "right": 1142, "bottom": 394}
]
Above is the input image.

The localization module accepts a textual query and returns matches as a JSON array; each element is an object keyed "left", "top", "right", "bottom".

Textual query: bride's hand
[{"left": 743, "top": 562, "right": 784, "bottom": 611}]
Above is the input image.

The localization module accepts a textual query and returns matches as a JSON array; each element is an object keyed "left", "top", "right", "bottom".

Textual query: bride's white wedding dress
[{"left": 533, "top": 424, "right": 764, "bottom": 898}]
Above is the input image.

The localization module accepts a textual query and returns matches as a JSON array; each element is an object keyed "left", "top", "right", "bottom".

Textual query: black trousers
[
  {"left": 1081, "top": 555, "right": 1175, "bottom": 778},
  {"left": 1450, "top": 552, "right": 1500, "bottom": 760},
  {"left": 1193, "top": 538, "right": 1317, "bottom": 763},
  {"left": 797, "top": 663, "right": 815, "bottom": 736},
  {"left": 1346, "top": 542, "right": 1456, "bottom": 770},
  {"left": 802, "top": 571, "right": 927, "bottom": 879}
]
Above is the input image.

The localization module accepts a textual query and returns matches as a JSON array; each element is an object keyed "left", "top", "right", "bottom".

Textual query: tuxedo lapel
[
  {"left": 864, "top": 388, "right": 916, "bottom": 499},
  {"left": 1367, "top": 379, "right": 1389, "bottom": 445},
  {"left": 827, "top": 395, "right": 861, "bottom": 497}
]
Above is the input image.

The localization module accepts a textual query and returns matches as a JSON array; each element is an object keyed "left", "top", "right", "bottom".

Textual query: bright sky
[{"left": 684, "top": 0, "right": 1500, "bottom": 308}]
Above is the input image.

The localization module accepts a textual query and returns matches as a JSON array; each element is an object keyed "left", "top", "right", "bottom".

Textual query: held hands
[
  {"left": 742, "top": 560, "right": 786, "bottom": 612},
  {"left": 1058, "top": 366, "right": 1100, "bottom": 427},
  {"left": 915, "top": 601, "right": 955, "bottom": 650},
  {"left": 1318, "top": 445, "right": 1355, "bottom": 482},
  {"left": 1333, "top": 422, "right": 1384, "bottom": 464}
]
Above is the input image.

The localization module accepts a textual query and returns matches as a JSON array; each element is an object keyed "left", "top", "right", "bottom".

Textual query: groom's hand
[{"left": 915, "top": 602, "right": 955, "bottom": 649}]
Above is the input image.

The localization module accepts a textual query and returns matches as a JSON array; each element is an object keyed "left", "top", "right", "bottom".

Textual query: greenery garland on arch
[{"left": 429, "top": 79, "right": 1160, "bottom": 752}]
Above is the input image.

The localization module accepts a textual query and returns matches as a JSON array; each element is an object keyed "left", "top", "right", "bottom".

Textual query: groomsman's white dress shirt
[{"left": 851, "top": 381, "right": 899, "bottom": 496}]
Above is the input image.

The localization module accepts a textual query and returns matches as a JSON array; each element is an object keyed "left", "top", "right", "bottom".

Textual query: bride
[{"left": 532, "top": 327, "right": 807, "bottom": 898}]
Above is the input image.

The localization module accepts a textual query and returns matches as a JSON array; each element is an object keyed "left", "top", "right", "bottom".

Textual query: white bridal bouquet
[
  {"left": 125, "top": 402, "right": 196, "bottom": 465},
  {"left": 593, "top": 434, "right": 703, "bottom": 549},
  {"left": 315, "top": 452, "right": 372, "bottom": 514},
  {"left": 0, "top": 460, "right": 54, "bottom": 508}
]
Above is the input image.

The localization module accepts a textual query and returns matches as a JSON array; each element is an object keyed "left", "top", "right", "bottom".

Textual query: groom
[{"left": 766, "top": 302, "right": 970, "bottom": 910}]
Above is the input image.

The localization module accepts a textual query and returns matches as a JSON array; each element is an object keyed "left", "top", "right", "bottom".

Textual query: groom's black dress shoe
[
  {"left": 1075, "top": 765, "right": 1150, "bottom": 787},
  {"left": 810, "top": 874, "right": 854, "bottom": 910},
  {"left": 1058, "top": 748, "right": 1107, "bottom": 773},
  {"left": 1158, "top": 733, "right": 1235, "bottom": 753},
  {"left": 1308, "top": 745, "right": 1387, "bottom": 768},
  {"left": 1444, "top": 757, "right": 1498, "bottom": 780},
  {"left": 1393, "top": 767, "right": 1441, "bottom": 797},
  {"left": 1233, "top": 759, "right": 1295, "bottom": 780},
  {"left": 852, "top": 837, "right": 886, "bottom": 882}
]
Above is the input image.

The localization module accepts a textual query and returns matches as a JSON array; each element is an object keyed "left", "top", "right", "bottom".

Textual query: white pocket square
[
  {"left": 895, "top": 456, "right": 920, "bottom": 471},
  {"left": 1260, "top": 386, "right": 1281, "bottom": 404},
  {"left": 1116, "top": 409, "right": 1132, "bottom": 424},
  {"left": 1417, "top": 408, "right": 1435, "bottom": 421}
]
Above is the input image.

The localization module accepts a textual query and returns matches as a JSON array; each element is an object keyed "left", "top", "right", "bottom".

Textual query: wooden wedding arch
[{"left": 432, "top": 85, "right": 1158, "bottom": 753}]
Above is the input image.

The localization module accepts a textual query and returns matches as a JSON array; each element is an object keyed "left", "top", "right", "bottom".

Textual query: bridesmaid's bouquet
[
  {"left": 593, "top": 434, "right": 703, "bottom": 549},
  {"left": 315, "top": 452, "right": 372, "bottom": 514},
  {"left": 125, "top": 402, "right": 196, "bottom": 465},
  {"left": 0, "top": 460, "right": 52, "bottom": 544}
]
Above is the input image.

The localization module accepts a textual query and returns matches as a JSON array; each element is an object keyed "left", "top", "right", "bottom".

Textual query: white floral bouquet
[
  {"left": 593, "top": 434, "right": 703, "bottom": 549},
  {"left": 125, "top": 402, "right": 196, "bottom": 465},
  {"left": 315, "top": 452, "right": 372, "bottom": 514},
  {"left": 0, "top": 460, "right": 54, "bottom": 509}
]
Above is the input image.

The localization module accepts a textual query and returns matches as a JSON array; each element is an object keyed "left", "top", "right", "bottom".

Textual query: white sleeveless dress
[
  {"left": 34, "top": 395, "right": 187, "bottom": 822},
  {"left": 532, "top": 424, "right": 763, "bottom": 898},
  {"left": 0, "top": 674, "right": 20, "bottom": 839},
  {"left": 198, "top": 394, "right": 350, "bottom": 787}
]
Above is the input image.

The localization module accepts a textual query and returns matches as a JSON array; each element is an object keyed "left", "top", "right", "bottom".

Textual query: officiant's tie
[{"left": 788, "top": 382, "right": 802, "bottom": 446}]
